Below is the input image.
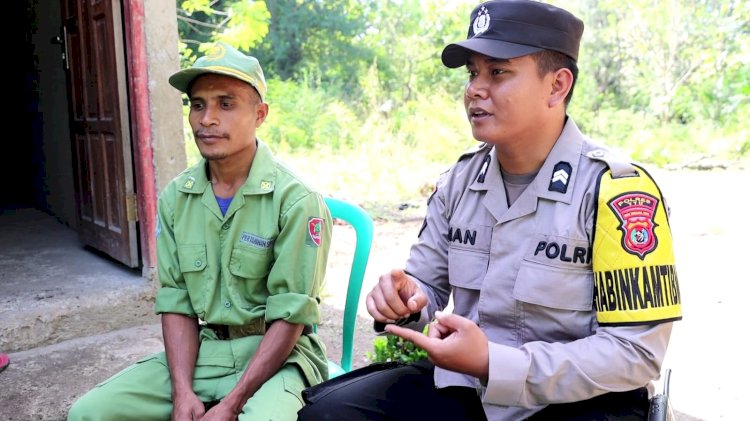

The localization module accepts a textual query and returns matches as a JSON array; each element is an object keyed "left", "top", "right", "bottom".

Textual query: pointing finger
[{"left": 385, "top": 324, "right": 434, "bottom": 352}]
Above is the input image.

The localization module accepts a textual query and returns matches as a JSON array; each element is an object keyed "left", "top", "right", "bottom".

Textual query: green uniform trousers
[{"left": 67, "top": 333, "right": 309, "bottom": 421}]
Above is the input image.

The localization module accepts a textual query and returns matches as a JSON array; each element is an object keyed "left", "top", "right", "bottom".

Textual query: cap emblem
[
  {"left": 472, "top": 6, "right": 491, "bottom": 37},
  {"left": 204, "top": 43, "right": 226, "bottom": 61}
]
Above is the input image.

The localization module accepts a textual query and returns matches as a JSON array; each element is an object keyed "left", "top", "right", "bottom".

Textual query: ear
[
  {"left": 548, "top": 68, "right": 573, "bottom": 108},
  {"left": 255, "top": 102, "right": 269, "bottom": 128}
]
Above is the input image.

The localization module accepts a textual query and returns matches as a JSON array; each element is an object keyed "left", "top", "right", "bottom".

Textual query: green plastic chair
[{"left": 322, "top": 197, "right": 374, "bottom": 378}]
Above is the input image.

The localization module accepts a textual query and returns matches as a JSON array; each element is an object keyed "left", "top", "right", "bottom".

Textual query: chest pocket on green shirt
[
  {"left": 229, "top": 245, "right": 273, "bottom": 280},
  {"left": 178, "top": 244, "right": 209, "bottom": 315},
  {"left": 178, "top": 244, "right": 208, "bottom": 273}
]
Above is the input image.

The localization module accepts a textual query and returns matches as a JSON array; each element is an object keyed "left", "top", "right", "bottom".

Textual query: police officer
[
  {"left": 68, "top": 43, "right": 332, "bottom": 420},
  {"left": 297, "top": 1, "right": 681, "bottom": 420}
]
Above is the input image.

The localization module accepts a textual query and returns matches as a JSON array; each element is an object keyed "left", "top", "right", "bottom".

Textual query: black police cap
[{"left": 442, "top": 0, "right": 584, "bottom": 68}]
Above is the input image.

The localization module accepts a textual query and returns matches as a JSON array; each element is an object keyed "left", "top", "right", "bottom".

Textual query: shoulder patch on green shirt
[{"left": 306, "top": 217, "right": 324, "bottom": 247}]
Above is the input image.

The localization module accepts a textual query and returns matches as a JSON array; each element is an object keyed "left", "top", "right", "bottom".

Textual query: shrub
[{"left": 367, "top": 328, "right": 429, "bottom": 364}]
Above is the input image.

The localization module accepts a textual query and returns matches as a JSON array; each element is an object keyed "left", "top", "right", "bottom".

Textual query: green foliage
[
  {"left": 268, "top": 86, "right": 474, "bottom": 206},
  {"left": 259, "top": 79, "right": 359, "bottom": 150},
  {"left": 367, "top": 329, "right": 429, "bottom": 364},
  {"left": 358, "top": 0, "right": 472, "bottom": 106},
  {"left": 215, "top": 1, "right": 270, "bottom": 51},
  {"left": 182, "top": 106, "right": 200, "bottom": 167},
  {"left": 554, "top": 0, "right": 750, "bottom": 127},
  {"left": 252, "top": 0, "right": 371, "bottom": 95},
  {"left": 176, "top": 0, "right": 750, "bottom": 208},
  {"left": 177, "top": 0, "right": 269, "bottom": 67}
]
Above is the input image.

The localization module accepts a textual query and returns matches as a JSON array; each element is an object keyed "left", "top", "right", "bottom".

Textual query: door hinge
[{"left": 126, "top": 193, "right": 139, "bottom": 222}]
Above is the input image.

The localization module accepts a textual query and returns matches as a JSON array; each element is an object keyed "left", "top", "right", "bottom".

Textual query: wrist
[
  {"left": 171, "top": 380, "right": 195, "bottom": 400},
  {"left": 222, "top": 390, "right": 248, "bottom": 414}
]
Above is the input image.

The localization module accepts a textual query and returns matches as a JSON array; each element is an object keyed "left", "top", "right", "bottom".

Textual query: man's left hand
[
  {"left": 198, "top": 400, "right": 240, "bottom": 421},
  {"left": 385, "top": 311, "right": 489, "bottom": 382}
]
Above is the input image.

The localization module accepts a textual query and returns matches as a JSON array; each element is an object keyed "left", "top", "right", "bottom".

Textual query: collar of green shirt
[{"left": 177, "top": 139, "right": 277, "bottom": 196}]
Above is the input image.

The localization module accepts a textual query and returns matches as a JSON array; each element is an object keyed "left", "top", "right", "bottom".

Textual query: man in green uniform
[{"left": 68, "top": 42, "right": 332, "bottom": 421}]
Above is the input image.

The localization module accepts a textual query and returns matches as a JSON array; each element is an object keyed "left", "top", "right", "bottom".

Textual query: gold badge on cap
[{"left": 205, "top": 43, "right": 226, "bottom": 61}]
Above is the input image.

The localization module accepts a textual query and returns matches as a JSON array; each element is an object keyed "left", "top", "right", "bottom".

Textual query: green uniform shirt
[{"left": 154, "top": 139, "right": 332, "bottom": 384}]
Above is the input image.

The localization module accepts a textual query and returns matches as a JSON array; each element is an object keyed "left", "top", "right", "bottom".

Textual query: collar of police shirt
[{"left": 501, "top": 167, "right": 537, "bottom": 206}]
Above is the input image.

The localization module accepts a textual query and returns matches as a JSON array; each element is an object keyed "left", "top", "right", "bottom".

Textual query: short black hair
[{"left": 531, "top": 50, "right": 579, "bottom": 106}]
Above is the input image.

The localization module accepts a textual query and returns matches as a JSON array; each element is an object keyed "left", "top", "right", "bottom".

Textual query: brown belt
[{"left": 204, "top": 319, "right": 313, "bottom": 340}]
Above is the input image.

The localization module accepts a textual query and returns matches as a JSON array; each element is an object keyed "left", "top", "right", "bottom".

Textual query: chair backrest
[{"left": 324, "top": 197, "right": 374, "bottom": 373}]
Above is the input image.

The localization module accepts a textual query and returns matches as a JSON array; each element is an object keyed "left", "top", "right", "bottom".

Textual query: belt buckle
[
  {"left": 202, "top": 321, "right": 229, "bottom": 340},
  {"left": 218, "top": 325, "right": 230, "bottom": 340},
  {"left": 227, "top": 318, "right": 267, "bottom": 339}
]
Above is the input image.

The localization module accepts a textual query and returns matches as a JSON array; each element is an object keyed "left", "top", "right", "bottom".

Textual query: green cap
[{"left": 169, "top": 42, "right": 267, "bottom": 101}]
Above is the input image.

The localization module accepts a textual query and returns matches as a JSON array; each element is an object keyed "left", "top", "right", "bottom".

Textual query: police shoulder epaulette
[
  {"left": 457, "top": 142, "right": 490, "bottom": 163},
  {"left": 586, "top": 149, "right": 637, "bottom": 178}
]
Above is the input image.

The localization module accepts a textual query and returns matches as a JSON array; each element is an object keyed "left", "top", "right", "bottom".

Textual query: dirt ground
[{"left": 318, "top": 169, "right": 749, "bottom": 421}]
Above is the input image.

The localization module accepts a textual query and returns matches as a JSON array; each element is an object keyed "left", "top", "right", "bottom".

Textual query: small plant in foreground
[{"left": 367, "top": 326, "right": 429, "bottom": 364}]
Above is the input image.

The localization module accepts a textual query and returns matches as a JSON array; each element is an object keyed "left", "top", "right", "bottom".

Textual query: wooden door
[{"left": 61, "top": 0, "right": 139, "bottom": 267}]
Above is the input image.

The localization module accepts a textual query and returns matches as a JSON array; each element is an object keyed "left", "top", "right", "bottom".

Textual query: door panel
[{"left": 61, "top": 0, "right": 138, "bottom": 267}]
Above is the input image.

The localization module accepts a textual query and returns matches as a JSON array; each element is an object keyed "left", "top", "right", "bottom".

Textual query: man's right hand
[
  {"left": 366, "top": 268, "right": 427, "bottom": 323},
  {"left": 172, "top": 391, "right": 205, "bottom": 421}
]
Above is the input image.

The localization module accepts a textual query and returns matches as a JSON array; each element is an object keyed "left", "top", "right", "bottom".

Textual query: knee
[
  {"left": 68, "top": 386, "right": 128, "bottom": 421},
  {"left": 67, "top": 390, "right": 101, "bottom": 421},
  {"left": 296, "top": 404, "right": 321, "bottom": 421},
  {"left": 297, "top": 401, "right": 339, "bottom": 421}
]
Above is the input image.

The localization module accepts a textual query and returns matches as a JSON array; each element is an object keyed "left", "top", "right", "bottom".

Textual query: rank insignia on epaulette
[{"left": 549, "top": 161, "right": 572, "bottom": 193}]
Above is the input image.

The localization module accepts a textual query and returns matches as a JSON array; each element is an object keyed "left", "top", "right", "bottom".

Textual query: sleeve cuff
[
  {"left": 154, "top": 287, "right": 195, "bottom": 316},
  {"left": 483, "top": 342, "right": 531, "bottom": 406},
  {"left": 266, "top": 292, "right": 320, "bottom": 325}
]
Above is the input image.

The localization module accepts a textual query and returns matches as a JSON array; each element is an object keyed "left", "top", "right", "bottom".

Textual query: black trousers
[{"left": 297, "top": 360, "right": 649, "bottom": 421}]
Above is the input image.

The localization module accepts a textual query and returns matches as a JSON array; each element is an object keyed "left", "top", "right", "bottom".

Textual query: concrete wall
[{"left": 144, "top": 0, "right": 187, "bottom": 193}]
